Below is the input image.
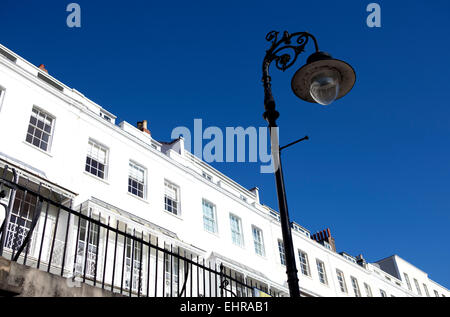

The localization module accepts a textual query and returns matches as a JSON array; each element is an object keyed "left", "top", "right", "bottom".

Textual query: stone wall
[{"left": 0, "top": 256, "right": 123, "bottom": 297}]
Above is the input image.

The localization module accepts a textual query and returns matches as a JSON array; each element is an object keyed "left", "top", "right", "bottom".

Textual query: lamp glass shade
[{"left": 309, "top": 69, "right": 340, "bottom": 105}]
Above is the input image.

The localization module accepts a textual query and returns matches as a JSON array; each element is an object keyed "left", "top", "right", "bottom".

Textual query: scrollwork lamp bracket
[{"left": 262, "top": 30, "right": 319, "bottom": 125}]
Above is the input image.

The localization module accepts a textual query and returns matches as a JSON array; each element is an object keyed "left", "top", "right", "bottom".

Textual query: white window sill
[
  {"left": 231, "top": 242, "right": 245, "bottom": 250},
  {"left": 127, "top": 191, "right": 149, "bottom": 204},
  {"left": 204, "top": 228, "right": 220, "bottom": 238},
  {"left": 23, "top": 141, "right": 53, "bottom": 157},
  {"left": 254, "top": 252, "right": 267, "bottom": 260},
  {"left": 163, "top": 209, "right": 183, "bottom": 220},
  {"left": 299, "top": 273, "right": 313, "bottom": 280},
  {"left": 83, "top": 171, "right": 109, "bottom": 185}
]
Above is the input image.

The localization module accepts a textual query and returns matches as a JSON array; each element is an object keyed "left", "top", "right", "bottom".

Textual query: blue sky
[{"left": 1, "top": 0, "right": 449, "bottom": 287}]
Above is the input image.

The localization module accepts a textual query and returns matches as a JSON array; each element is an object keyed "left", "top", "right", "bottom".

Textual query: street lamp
[{"left": 261, "top": 30, "right": 355, "bottom": 297}]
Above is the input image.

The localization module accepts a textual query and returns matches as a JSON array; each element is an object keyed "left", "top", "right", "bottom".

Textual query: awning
[
  {"left": 0, "top": 155, "right": 77, "bottom": 198},
  {"left": 85, "top": 197, "right": 206, "bottom": 256},
  {"left": 208, "top": 252, "right": 287, "bottom": 292}
]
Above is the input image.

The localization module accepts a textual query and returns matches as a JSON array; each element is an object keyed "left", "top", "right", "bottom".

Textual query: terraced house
[{"left": 0, "top": 43, "right": 448, "bottom": 297}]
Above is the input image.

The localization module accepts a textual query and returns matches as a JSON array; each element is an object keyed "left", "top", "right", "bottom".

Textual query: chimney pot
[
  {"left": 137, "top": 120, "right": 151, "bottom": 135},
  {"left": 38, "top": 64, "right": 48, "bottom": 73}
]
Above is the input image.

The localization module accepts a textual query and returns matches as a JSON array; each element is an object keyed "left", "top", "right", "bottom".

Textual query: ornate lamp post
[{"left": 262, "top": 30, "right": 356, "bottom": 297}]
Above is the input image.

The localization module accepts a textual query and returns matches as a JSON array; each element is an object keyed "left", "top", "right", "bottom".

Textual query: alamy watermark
[
  {"left": 66, "top": 3, "right": 382, "bottom": 29},
  {"left": 171, "top": 119, "right": 281, "bottom": 174},
  {"left": 66, "top": 3, "right": 81, "bottom": 28},
  {"left": 366, "top": 3, "right": 381, "bottom": 28}
]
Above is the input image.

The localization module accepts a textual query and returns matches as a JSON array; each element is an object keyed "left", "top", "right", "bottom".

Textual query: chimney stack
[
  {"left": 38, "top": 64, "right": 48, "bottom": 73},
  {"left": 249, "top": 187, "right": 260, "bottom": 204},
  {"left": 310, "top": 227, "right": 336, "bottom": 252},
  {"left": 356, "top": 254, "right": 367, "bottom": 268},
  {"left": 137, "top": 120, "right": 151, "bottom": 135}
]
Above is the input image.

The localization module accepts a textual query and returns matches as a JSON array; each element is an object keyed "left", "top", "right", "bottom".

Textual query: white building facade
[{"left": 0, "top": 43, "right": 448, "bottom": 297}]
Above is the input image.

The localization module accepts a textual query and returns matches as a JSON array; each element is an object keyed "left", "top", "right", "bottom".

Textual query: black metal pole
[
  {"left": 262, "top": 54, "right": 300, "bottom": 298},
  {"left": 264, "top": 115, "right": 300, "bottom": 297}
]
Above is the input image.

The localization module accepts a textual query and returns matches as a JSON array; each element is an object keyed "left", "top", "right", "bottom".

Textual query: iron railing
[{"left": 0, "top": 166, "right": 281, "bottom": 297}]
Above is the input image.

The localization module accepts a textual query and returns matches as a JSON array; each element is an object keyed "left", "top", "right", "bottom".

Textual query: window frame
[
  {"left": 277, "top": 239, "right": 286, "bottom": 266},
  {"left": 202, "top": 199, "right": 217, "bottom": 234},
  {"left": 25, "top": 106, "right": 56, "bottom": 153},
  {"left": 124, "top": 228, "right": 144, "bottom": 292},
  {"left": 251, "top": 225, "right": 265, "bottom": 257},
  {"left": 422, "top": 283, "right": 430, "bottom": 297},
  {"left": 316, "top": 259, "right": 328, "bottom": 285},
  {"left": 229, "top": 213, "right": 244, "bottom": 247},
  {"left": 413, "top": 278, "right": 422, "bottom": 296},
  {"left": 0, "top": 86, "right": 5, "bottom": 111},
  {"left": 298, "top": 250, "right": 311, "bottom": 277},
  {"left": 85, "top": 139, "right": 109, "bottom": 180},
  {"left": 350, "top": 276, "right": 361, "bottom": 297},
  {"left": 164, "top": 180, "right": 180, "bottom": 216},
  {"left": 128, "top": 161, "right": 147, "bottom": 199},
  {"left": 336, "top": 269, "right": 348, "bottom": 293},
  {"left": 364, "top": 282, "right": 373, "bottom": 297},
  {"left": 403, "top": 272, "right": 412, "bottom": 291}
]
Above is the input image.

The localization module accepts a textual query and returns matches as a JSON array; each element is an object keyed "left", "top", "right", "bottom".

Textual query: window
[
  {"left": 316, "top": 259, "right": 328, "bottom": 285},
  {"left": 252, "top": 226, "right": 265, "bottom": 256},
  {"left": 0, "top": 86, "right": 5, "bottom": 111},
  {"left": 269, "top": 210, "right": 280, "bottom": 222},
  {"left": 380, "top": 289, "right": 387, "bottom": 297},
  {"left": 277, "top": 240, "right": 286, "bottom": 266},
  {"left": 164, "top": 244, "right": 180, "bottom": 297},
  {"left": 202, "top": 199, "right": 217, "bottom": 233},
  {"left": 128, "top": 162, "right": 146, "bottom": 198},
  {"left": 100, "top": 112, "right": 112, "bottom": 122},
  {"left": 298, "top": 250, "right": 310, "bottom": 276},
  {"left": 413, "top": 278, "right": 422, "bottom": 296},
  {"left": 25, "top": 107, "right": 55, "bottom": 152},
  {"left": 403, "top": 273, "right": 412, "bottom": 291},
  {"left": 350, "top": 276, "right": 361, "bottom": 297},
  {"left": 75, "top": 213, "right": 100, "bottom": 278},
  {"left": 37, "top": 72, "right": 63, "bottom": 91},
  {"left": 364, "top": 283, "right": 373, "bottom": 297},
  {"left": 5, "top": 189, "right": 37, "bottom": 252},
  {"left": 85, "top": 140, "right": 108, "bottom": 179},
  {"left": 434, "top": 290, "right": 439, "bottom": 297},
  {"left": 202, "top": 172, "right": 212, "bottom": 181},
  {"left": 0, "top": 47, "right": 17, "bottom": 62},
  {"left": 336, "top": 270, "right": 348, "bottom": 293},
  {"left": 422, "top": 284, "right": 430, "bottom": 297},
  {"left": 229, "top": 214, "right": 243, "bottom": 247},
  {"left": 164, "top": 180, "right": 180, "bottom": 215},
  {"left": 292, "top": 223, "right": 310, "bottom": 237},
  {"left": 125, "top": 230, "right": 143, "bottom": 292}
]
